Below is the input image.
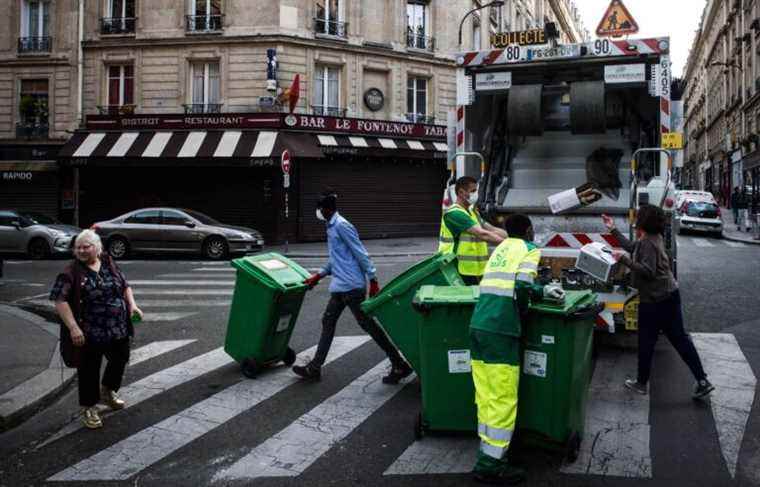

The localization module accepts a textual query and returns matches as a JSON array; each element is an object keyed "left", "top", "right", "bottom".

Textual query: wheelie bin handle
[{"left": 570, "top": 302, "right": 605, "bottom": 320}]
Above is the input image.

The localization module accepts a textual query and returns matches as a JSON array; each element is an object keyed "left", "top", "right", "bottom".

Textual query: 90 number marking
[{"left": 594, "top": 39, "right": 611, "bottom": 55}]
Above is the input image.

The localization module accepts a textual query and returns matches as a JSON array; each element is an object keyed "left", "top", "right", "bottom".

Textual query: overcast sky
[{"left": 574, "top": 0, "right": 707, "bottom": 77}]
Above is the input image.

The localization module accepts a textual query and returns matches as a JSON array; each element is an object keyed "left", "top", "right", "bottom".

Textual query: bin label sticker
[
  {"left": 276, "top": 314, "right": 292, "bottom": 332},
  {"left": 541, "top": 335, "right": 555, "bottom": 345},
  {"left": 258, "top": 259, "right": 288, "bottom": 271},
  {"left": 524, "top": 350, "right": 547, "bottom": 378},
  {"left": 448, "top": 350, "right": 472, "bottom": 374}
]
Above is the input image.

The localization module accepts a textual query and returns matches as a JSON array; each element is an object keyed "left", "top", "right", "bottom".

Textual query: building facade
[
  {"left": 1, "top": 0, "right": 585, "bottom": 244},
  {"left": 683, "top": 0, "right": 760, "bottom": 206}
]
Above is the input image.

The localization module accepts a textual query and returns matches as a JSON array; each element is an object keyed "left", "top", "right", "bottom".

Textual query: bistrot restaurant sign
[{"left": 491, "top": 28, "right": 546, "bottom": 48}]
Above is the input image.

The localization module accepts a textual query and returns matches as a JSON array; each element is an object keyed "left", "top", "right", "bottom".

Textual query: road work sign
[{"left": 596, "top": 0, "right": 639, "bottom": 38}]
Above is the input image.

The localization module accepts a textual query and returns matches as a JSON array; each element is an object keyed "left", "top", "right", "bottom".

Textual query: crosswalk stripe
[
  {"left": 38, "top": 347, "right": 234, "bottom": 449},
  {"left": 722, "top": 240, "right": 746, "bottom": 248},
  {"left": 156, "top": 274, "right": 234, "bottom": 279},
  {"left": 692, "top": 333, "right": 757, "bottom": 479},
  {"left": 129, "top": 340, "right": 196, "bottom": 366},
  {"left": 215, "top": 360, "right": 416, "bottom": 481},
  {"left": 193, "top": 268, "right": 236, "bottom": 272},
  {"left": 560, "top": 349, "right": 651, "bottom": 478},
  {"left": 136, "top": 299, "right": 229, "bottom": 308},
  {"left": 48, "top": 336, "right": 371, "bottom": 481},
  {"left": 134, "top": 289, "right": 233, "bottom": 296},
  {"left": 384, "top": 437, "right": 477, "bottom": 475},
  {"left": 130, "top": 280, "right": 234, "bottom": 286},
  {"left": 692, "top": 238, "right": 714, "bottom": 247},
  {"left": 143, "top": 312, "right": 198, "bottom": 322}
]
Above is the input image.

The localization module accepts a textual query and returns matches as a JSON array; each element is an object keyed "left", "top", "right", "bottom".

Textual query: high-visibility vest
[{"left": 438, "top": 204, "right": 489, "bottom": 277}]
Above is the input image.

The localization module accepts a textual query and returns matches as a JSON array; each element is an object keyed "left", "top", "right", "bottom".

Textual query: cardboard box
[
  {"left": 575, "top": 242, "right": 618, "bottom": 283},
  {"left": 547, "top": 183, "right": 604, "bottom": 214}
]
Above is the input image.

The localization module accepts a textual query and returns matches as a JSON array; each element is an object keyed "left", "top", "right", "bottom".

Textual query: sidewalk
[
  {"left": 719, "top": 208, "right": 760, "bottom": 244},
  {"left": 0, "top": 304, "right": 75, "bottom": 431},
  {"left": 270, "top": 236, "right": 438, "bottom": 258}
]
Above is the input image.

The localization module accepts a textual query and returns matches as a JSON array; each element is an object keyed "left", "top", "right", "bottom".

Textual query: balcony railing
[
  {"left": 313, "top": 18, "right": 348, "bottom": 38},
  {"left": 97, "top": 104, "right": 136, "bottom": 115},
  {"left": 185, "top": 14, "right": 224, "bottom": 33},
  {"left": 406, "top": 29, "right": 435, "bottom": 51},
  {"left": 312, "top": 105, "right": 347, "bottom": 117},
  {"left": 100, "top": 17, "right": 137, "bottom": 35},
  {"left": 18, "top": 37, "right": 51, "bottom": 54},
  {"left": 183, "top": 103, "right": 222, "bottom": 114},
  {"left": 405, "top": 113, "right": 435, "bottom": 124},
  {"left": 16, "top": 123, "right": 49, "bottom": 139}
]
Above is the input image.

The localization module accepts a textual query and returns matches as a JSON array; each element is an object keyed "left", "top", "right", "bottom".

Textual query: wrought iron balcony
[
  {"left": 406, "top": 29, "right": 435, "bottom": 51},
  {"left": 100, "top": 17, "right": 137, "bottom": 35},
  {"left": 185, "top": 14, "right": 224, "bottom": 33},
  {"left": 18, "top": 37, "right": 51, "bottom": 54},
  {"left": 405, "top": 113, "right": 435, "bottom": 124},
  {"left": 313, "top": 18, "right": 348, "bottom": 38},
  {"left": 183, "top": 103, "right": 222, "bottom": 114},
  {"left": 312, "top": 105, "right": 347, "bottom": 117},
  {"left": 15, "top": 123, "right": 49, "bottom": 139},
  {"left": 97, "top": 104, "right": 136, "bottom": 115}
]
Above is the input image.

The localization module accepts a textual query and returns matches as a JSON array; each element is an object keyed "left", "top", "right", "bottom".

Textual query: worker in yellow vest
[
  {"left": 439, "top": 176, "right": 507, "bottom": 285},
  {"left": 470, "top": 214, "right": 566, "bottom": 484}
]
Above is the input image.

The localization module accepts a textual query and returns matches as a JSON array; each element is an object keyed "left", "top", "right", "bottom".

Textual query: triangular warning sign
[{"left": 596, "top": 0, "right": 639, "bottom": 38}]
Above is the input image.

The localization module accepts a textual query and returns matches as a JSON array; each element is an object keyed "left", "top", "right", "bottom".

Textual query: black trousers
[
  {"left": 637, "top": 290, "right": 707, "bottom": 385},
  {"left": 77, "top": 338, "right": 130, "bottom": 407},
  {"left": 312, "top": 289, "right": 405, "bottom": 368}
]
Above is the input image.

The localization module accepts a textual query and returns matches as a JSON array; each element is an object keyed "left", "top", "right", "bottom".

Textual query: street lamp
[{"left": 458, "top": 0, "right": 504, "bottom": 49}]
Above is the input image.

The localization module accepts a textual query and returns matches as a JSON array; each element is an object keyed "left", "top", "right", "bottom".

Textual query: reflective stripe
[
  {"left": 478, "top": 423, "right": 487, "bottom": 436},
  {"left": 479, "top": 286, "right": 514, "bottom": 298},
  {"left": 516, "top": 273, "right": 534, "bottom": 284},
  {"left": 479, "top": 440, "right": 507, "bottom": 460},
  {"left": 483, "top": 272, "right": 516, "bottom": 281},
  {"left": 484, "top": 425, "right": 513, "bottom": 442},
  {"left": 518, "top": 261, "right": 538, "bottom": 272},
  {"left": 458, "top": 254, "right": 489, "bottom": 262}
]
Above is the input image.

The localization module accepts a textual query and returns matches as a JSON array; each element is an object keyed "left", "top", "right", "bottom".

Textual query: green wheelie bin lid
[
  {"left": 529, "top": 289, "right": 596, "bottom": 316},
  {"left": 413, "top": 284, "right": 479, "bottom": 308},
  {"left": 231, "top": 253, "right": 312, "bottom": 291}
]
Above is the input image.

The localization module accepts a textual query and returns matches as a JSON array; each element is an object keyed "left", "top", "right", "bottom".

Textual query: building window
[
  {"left": 187, "top": 61, "right": 221, "bottom": 114},
  {"left": 313, "top": 65, "right": 342, "bottom": 116},
  {"left": 187, "top": 0, "right": 223, "bottom": 33},
  {"left": 19, "top": 0, "right": 51, "bottom": 53},
  {"left": 407, "top": 1, "right": 434, "bottom": 51},
  {"left": 315, "top": 0, "right": 346, "bottom": 38},
  {"left": 101, "top": 0, "right": 136, "bottom": 34},
  {"left": 102, "top": 65, "right": 135, "bottom": 114},
  {"left": 17, "top": 79, "right": 49, "bottom": 138},
  {"left": 407, "top": 76, "right": 431, "bottom": 123}
]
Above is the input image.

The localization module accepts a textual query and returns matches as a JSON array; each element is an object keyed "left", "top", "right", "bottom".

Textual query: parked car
[
  {"left": 675, "top": 190, "right": 717, "bottom": 208},
  {"left": 674, "top": 198, "right": 723, "bottom": 237},
  {"left": 0, "top": 210, "right": 81, "bottom": 259},
  {"left": 92, "top": 208, "right": 265, "bottom": 260}
]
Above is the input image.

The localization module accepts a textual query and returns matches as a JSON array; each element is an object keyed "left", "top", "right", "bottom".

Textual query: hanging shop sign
[
  {"left": 363, "top": 88, "right": 385, "bottom": 112},
  {"left": 490, "top": 29, "right": 546, "bottom": 49}
]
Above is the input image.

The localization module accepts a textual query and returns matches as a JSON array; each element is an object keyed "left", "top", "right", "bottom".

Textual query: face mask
[
  {"left": 316, "top": 208, "right": 326, "bottom": 221},
  {"left": 468, "top": 191, "right": 479, "bottom": 205}
]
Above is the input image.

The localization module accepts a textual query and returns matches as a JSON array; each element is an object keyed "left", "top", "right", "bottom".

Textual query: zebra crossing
[
  {"left": 677, "top": 236, "right": 752, "bottom": 248},
  {"left": 29, "top": 330, "right": 756, "bottom": 485}
]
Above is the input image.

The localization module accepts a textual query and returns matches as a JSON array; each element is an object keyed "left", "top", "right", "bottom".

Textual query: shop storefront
[
  {"left": 0, "top": 144, "right": 62, "bottom": 218},
  {"left": 57, "top": 113, "right": 448, "bottom": 243}
]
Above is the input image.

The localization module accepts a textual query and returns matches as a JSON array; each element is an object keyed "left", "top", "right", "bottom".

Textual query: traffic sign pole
[{"left": 281, "top": 150, "right": 291, "bottom": 254}]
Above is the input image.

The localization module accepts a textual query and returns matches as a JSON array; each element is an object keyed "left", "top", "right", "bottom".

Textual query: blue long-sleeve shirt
[{"left": 318, "top": 212, "right": 377, "bottom": 293}]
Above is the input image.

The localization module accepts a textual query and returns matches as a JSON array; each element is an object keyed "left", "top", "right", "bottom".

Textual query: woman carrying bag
[{"left": 50, "top": 230, "right": 143, "bottom": 429}]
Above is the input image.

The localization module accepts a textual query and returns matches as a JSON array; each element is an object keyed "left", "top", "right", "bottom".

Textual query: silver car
[
  {"left": 92, "top": 208, "right": 265, "bottom": 260},
  {"left": 0, "top": 210, "right": 81, "bottom": 259}
]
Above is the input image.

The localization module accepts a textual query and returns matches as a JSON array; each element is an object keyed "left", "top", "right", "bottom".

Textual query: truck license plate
[{"left": 527, "top": 44, "right": 580, "bottom": 61}]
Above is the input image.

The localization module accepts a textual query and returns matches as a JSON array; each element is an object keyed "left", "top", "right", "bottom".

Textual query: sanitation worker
[
  {"left": 469, "top": 214, "right": 565, "bottom": 484},
  {"left": 292, "top": 190, "right": 413, "bottom": 384},
  {"left": 438, "top": 176, "right": 506, "bottom": 285}
]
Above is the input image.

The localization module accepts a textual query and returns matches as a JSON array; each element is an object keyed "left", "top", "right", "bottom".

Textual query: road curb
[{"left": 722, "top": 233, "right": 760, "bottom": 245}]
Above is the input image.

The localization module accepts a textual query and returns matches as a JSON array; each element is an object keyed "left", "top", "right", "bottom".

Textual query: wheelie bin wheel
[
  {"left": 414, "top": 413, "right": 426, "bottom": 440},
  {"left": 283, "top": 347, "right": 297, "bottom": 366},
  {"left": 241, "top": 358, "right": 261, "bottom": 378},
  {"left": 566, "top": 432, "right": 581, "bottom": 463}
]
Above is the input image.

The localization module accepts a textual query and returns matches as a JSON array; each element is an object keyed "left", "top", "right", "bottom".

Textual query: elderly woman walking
[{"left": 51, "top": 229, "right": 142, "bottom": 429}]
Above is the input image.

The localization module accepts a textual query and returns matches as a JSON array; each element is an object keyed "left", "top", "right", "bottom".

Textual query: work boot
[
  {"left": 100, "top": 386, "right": 126, "bottom": 410},
  {"left": 82, "top": 407, "right": 103, "bottom": 429},
  {"left": 292, "top": 363, "right": 321, "bottom": 381},
  {"left": 382, "top": 363, "right": 413, "bottom": 384},
  {"left": 624, "top": 379, "right": 648, "bottom": 395},
  {"left": 473, "top": 464, "right": 526, "bottom": 485},
  {"left": 693, "top": 379, "right": 715, "bottom": 399}
]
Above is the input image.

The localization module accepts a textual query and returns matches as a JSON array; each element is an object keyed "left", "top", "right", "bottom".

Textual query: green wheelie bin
[
  {"left": 224, "top": 252, "right": 311, "bottom": 378},
  {"left": 412, "top": 285, "right": 480, "bottom": 437},
  {"left": 360, "top": 253, "right": 464, "bottom": 372},
  {"left": 517, "top": 289, "right": 602, "bottom": 462}
]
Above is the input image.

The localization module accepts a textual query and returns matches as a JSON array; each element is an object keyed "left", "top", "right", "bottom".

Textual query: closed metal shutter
[
  {"left": 0, "top": 171, "right": 59, "bottom": 217},
  {"left": 299, "top": 157, "right": 447, "bottom": 241}
]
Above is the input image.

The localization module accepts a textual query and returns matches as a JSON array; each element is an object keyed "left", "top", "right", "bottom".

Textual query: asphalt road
[{"left": 0, "top": 235, "right": 758, "bottom": 487}]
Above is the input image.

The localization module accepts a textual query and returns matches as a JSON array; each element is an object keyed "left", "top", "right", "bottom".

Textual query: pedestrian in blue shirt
[{"left": 292, "top": 190, "right": 413, "bottom": 384}]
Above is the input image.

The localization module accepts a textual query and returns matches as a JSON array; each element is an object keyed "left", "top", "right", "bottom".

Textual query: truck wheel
[
  {"left": 283, "top": 347, "right": 297, "bottom": 366},
  {"left": 241, "top": 358, "right": 261, "bottom": 378},
  {"left": 414, "top": 413, "right": 426, "bottom": 440},
  {"left": 27, "top": 238, "right": 51, "bottom": 260},
  {"left": 566, "top": 432, "right": 581, "bottom": 463}
]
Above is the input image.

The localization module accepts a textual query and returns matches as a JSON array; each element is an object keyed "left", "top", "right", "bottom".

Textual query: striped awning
[
  {"left": 315, "top": 134, "right": 447, "bottom": 153},
  {"left": 59, "top": 130, "right": 322, "bottom": 162}
]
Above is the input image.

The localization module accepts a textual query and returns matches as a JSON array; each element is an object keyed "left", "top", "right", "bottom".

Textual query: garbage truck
[{"left": 447, "top": 36, "right": 679, "bottom": 333}]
